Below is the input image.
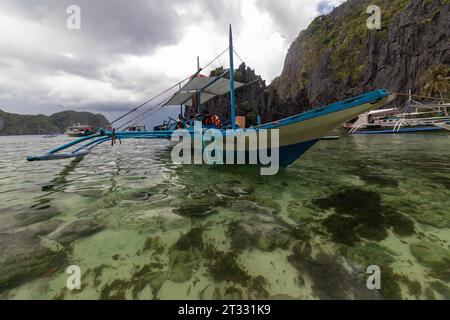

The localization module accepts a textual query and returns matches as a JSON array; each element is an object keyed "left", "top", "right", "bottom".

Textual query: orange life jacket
[
  {"left": 203, "top": 115, "right": 221, "bottom": 128},
  {"left": 212, "top": 115, "right": 222, "bottom": 128}
]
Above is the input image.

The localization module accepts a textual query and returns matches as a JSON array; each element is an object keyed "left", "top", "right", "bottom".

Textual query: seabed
[{"left": 0, "top": 133, "right": 449, "bottom": 300}]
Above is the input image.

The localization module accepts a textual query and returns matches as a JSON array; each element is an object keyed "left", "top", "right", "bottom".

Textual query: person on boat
[
  {"left": 177, "top": 114, "right": 186, "bottom": 129},
  {"left": 210, "top": 114, "right": 222, "bottom": 128},
  {"left": 199, "top": 109, "right": 222, "bottom": 128},
  {"left": 195, "top": 109, "right": 208, "bottom": 122}
]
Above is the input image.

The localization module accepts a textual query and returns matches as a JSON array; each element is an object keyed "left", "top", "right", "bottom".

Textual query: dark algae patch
[
  {"left": 139, "top": 236, "right": 165, "bottom": 255},
  {"left": 207, "top": 251, "right": 251, "bottom": 286},
  {"left": 287, "top": 241, "right": 378, "bottom": 300},
  {"left": 173, "top": 227, "right": 204, "bottom": 251},
  {"left": 248, "top": 276, "right": 270, "bottom": 300},
  {"left": 340, "top": 242, "right": 407, "bottom": 299},
  {"left": 0, "top": 228, "right": 67, "bottom": 293},
  {"left": 100, "top": 279, "right": 131, "bottom": 300},
  {"left": 314, "top": 188, "right": 415, "bottom": 245},
  {"left": 287, "top": 241, "right": 407, "bottom": 300},
  {"left": 341, "top": 242, "right": 396, "bottom": 267},
  {"left": 410, "top": 242, "right": 450, "bottom": 282}
]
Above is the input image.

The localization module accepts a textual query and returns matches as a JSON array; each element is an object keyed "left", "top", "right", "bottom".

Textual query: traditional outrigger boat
[
  {"left": 27, "top": 26, "right": 395, "bottom": 167},
  {"left": 65, "top": 124, "right": 96, "bottom": 137},
  {"left": 346, "top": 92, "right": 450, "bottom": 135}
]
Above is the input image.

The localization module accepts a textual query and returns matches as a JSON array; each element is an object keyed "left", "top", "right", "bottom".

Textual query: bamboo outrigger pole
[{"left": 229, "top": 24, "right": 236, "bottom": 130}]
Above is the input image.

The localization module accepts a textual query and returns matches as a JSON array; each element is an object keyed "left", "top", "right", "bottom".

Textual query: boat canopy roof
[
  {"left": 368, "top": 108, "right": 398, "bottom": 115},
  {"left": 164, "top": 76, "right": 245, "bottom": 107}
]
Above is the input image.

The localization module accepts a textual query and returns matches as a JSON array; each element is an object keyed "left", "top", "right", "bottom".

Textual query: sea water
[{"left": 0, "top": 133, "right": 449, "bottom": 300}]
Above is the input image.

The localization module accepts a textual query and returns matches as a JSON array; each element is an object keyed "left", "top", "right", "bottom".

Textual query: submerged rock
[
  {"left": 175, "top": 193, "right": 222, "bottom": 217},
  {"left": 20, "top": 219, "right": 63, "bottom": 237},
  {"left": 288, "top": 241, "right": 381, "bottom": 300},
  {"left": 0, "top": 232, "right": 67, "bottom": 292},
  {"left": 214, "top": 181, "right": 255, "bottom": 198},
  {"left": 227, "top": 217, "right": 291, "bottom": 252},
  {"left": 0, "top": 205, "right": 60, "bottom": 232},
  {"left": 49, "top": 218, "right": 103, "bottom": 245}
]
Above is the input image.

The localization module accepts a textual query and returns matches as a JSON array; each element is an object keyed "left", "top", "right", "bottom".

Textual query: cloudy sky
[{"left": 0, "top": 0, "right": 345, "bottom": 124}]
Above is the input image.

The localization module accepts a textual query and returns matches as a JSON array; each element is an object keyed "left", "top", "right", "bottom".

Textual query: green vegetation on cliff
[
  {"left": 289, "top": 0, "right": 413, "bottom": 89},
  {"left": 272, "top": 0, "right": 450, "bottom": 112}
]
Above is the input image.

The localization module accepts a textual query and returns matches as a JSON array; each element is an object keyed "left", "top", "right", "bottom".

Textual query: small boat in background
[
  {"left": 124, "top": 125, "right": 146, "bottom": 132},
  {"left": 43, "top": 133, "right": 59, "bottom": 138},
  {"left": 65, "top": 125, "right": 96, "bottom": 137},
  {"left": 346, "top": 93, "right": 450, "bottom": 134}
]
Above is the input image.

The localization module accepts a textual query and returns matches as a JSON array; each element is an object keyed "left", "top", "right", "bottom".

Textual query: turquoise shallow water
[{"left": 0, "top": 133, "right": 449, "bottom": 300}]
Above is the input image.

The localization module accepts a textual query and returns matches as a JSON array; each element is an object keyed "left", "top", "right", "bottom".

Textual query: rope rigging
[
  {"left": 392, "top": 92, "right": 450, "bottom": 102},
  {"left": 116, "top": 96, "right": 171, "bottom": 130},
  {"left": 233, "top": 49, "right": 245, "bottom": 65},
  {"left": 108, "top": 47, "right": 229, "bottom": 128}
]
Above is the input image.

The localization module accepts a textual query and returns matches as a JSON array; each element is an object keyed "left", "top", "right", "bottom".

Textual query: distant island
[{"left": 0, "top": 110, "right": 109, "bottom": 136}]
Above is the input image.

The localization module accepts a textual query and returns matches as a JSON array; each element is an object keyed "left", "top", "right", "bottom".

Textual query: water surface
[{"left": 0, "top": 133, "right": 449, "bottom": 300}]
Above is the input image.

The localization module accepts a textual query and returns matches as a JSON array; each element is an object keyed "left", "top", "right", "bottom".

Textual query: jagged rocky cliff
[
  {"left": 192, "top": 0, "right": 449, "bottom": 123},
  {"left": 0, "top": 110, "right": 109, "bottom": 135},
  {"left": 199, "top": 64, "right": 272, "bottom": 125}
]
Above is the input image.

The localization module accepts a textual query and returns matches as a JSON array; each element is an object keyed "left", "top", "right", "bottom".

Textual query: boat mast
[
  {"left": 229, "top": 25, "right": 236, "bottom": 130},
  {"left": 407, "top": 89, "right": 412, "bottom": 114},
  {"left": 197, "top": 56, "right": 202, "bottom": 114},
  {"left": 179, "top": 83, "right": 183, "bottom": 118}
]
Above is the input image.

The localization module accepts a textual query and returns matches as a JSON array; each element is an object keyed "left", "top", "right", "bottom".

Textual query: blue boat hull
[
  {"left": 277, "top": 140, "right": 320, "bottom": 167},
  {"left": 215, "top": 139, "right": 320, "bottom": 168}
]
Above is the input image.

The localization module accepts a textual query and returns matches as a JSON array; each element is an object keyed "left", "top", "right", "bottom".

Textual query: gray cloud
[
  {"left": 0, "top": 0, "right": 326, "bottom": 121},
  {"left": 257, "top": 0, "right": 345, "bottom": 41},
  {"left": 257, "top": 0, "right": 305, "bottom": 41},
  {"left": 6, "top": 0, "right": 183, "bottom": 55}
]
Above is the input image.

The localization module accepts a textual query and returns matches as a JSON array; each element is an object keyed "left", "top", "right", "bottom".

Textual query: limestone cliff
[
  {"left": 192, "top": 0, "right": 449, "bottom": 123},
  {"left": 271, "top": 0, "right": 450, "bottom": 117}
]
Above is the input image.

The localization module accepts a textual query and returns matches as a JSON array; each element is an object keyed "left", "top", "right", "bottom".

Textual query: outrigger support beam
[{"left": 26, "top": 130, "right": 175, "bottom": 162}]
